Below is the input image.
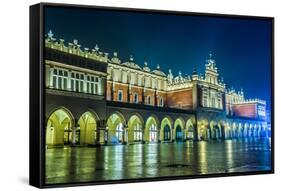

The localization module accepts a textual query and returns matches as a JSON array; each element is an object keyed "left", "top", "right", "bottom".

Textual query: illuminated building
[{"left": 44, "top": 30, "right": 268, "bottom": 147}]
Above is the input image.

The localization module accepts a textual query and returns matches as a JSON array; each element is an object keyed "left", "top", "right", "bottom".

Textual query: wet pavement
[{"left": 45, "top": 138, "right": 271, "bottom": 184}]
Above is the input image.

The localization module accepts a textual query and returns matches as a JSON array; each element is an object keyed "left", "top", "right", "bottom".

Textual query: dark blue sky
[{"left": 45, "top": 7, "right": 272, "bottom": 109}]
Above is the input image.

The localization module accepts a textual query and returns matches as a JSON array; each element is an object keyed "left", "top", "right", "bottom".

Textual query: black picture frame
[{"left": 30, "top": 2, "right": 274, "bottom": 189}]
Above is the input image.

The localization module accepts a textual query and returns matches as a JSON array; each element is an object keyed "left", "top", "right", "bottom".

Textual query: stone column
[
  {"left": 123, "top": 124, "right": 128, "bottom": 144},
  {"left": 72, "top": 127, "right": 76, "bottom": 145},
  {"left": 98, "top": 78, "right": 102, "bottom": 95},
  {"left": 67, "top": 70, "right": 71, "bottom": 91},
  {"left": 96, "top": 119, "right": 106, "bottom": 146},
  {"left": 45, "top": 65, "right": 50, "bottom": 88},
  {"left": 83, "top": 74, "right": 87, "bottom": 93},
  {"left": 194, "top": 113, "right": 199, "bottom": 141},
  {"left": 49, "top": 67, "right": 54, "bottom": 88}
]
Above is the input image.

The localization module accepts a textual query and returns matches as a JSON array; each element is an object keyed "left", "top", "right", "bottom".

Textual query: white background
[{"left": 0, "top": 0, "right": 279, "bottom": 190}]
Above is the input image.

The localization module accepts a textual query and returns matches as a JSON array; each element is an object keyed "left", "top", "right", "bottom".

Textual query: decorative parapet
[
  {"left": 233, "top": 98, "right": 266, "bottom": 105},
  {"left": 45, "top": 30, "right": 167, "bottom": 77},
  {"left": 45, "top": 30, "right": 109, "bottom": 63}
]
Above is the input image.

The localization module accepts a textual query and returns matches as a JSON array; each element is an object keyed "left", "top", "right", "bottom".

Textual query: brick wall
[
  {"left": 129, "top": 86, "right": 143, "bottom": 103},
  {"left": 144, "top": 89, "right": 156, "bottom": 106},
  {"left": 166, "top": 88, "right": 193, "bottom": 109},
  {"left": 111, "top": 83, "right": 129, "bottom": 102},
  {"left": 232, "top": 103, "right": 257, "bottom": 118}
]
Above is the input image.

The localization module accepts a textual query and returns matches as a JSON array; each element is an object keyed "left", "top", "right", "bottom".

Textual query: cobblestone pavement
[{"left": 45, "top": 138, "right": 271, "bottom": 184}]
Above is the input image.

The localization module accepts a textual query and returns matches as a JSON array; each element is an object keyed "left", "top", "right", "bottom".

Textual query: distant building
[{"left": 44, "top": 31, "right": 268, "bottom": 147}]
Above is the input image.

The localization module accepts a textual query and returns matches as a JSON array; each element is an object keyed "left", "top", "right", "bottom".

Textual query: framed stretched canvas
[{"left": 29, "top": 3, "right": 274, "bottom": 188}]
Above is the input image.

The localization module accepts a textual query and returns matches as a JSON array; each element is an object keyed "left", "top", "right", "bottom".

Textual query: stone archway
[
  {"left": 186, "top": 119, "right": 195, "bottom": 140},
  {"left": 160, "top": 117, "right": 173, "bottom": 142},
  {"left": 210, "top": 121, "right": 220, "bottom": 140},
  {"left": 197, "top": 120, "right": 209, "bottom": 141},
  {"left": 237, "top": 123, "right": 243, "bottom": 138},
  {"left": 78, "top": 111, "right": 99, "bottom": 145},
  {"left": 127, "top": 114, "right": 144, "bottom": 143},
  {"left": 232, "top": 123, "right": 237, "bottom": 138},
  {"left": 46, "top": 107, "right": 74, "bottom": 146},
  {"left": 107, "top": 112, "right": 126, "bottom": 144},
  {"left": 144, "top": 116, "right": 159, "bottom": 143},
  {"left": 244, "top": 123, "right": 249, "bottom": 138},
  {"left": 174, "top": 118, "right": 185, "bottom": 141}
]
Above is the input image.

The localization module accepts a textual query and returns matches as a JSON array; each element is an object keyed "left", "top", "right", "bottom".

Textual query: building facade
[{"left": 44, "top": 31, "right": 268, "bottom": 147}]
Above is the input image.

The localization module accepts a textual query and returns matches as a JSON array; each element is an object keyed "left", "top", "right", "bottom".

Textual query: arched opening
[
  {"left": 164, "top": 125, "right": 171, "bottom": 140},
  {"left": 175, "top": 125, "right": 183, "bottom": 141},
  {"left": 160, "top": 117, "right": 172, "bottom": 142},
  {"left": 253, "top": 124, "right": 258, "bottom": 137},
  {"left": 174, "top": 118, "right": 184, "bottom": 141},
  {"left": 217, "top": 122, "right": 226, "bottom": 139},
  {"left": 261, "top": 124, "right": 268, "bottom": 137},
  {"left": 248, "top": 124, "right": 254, "bottom": 138},
  {"left": 210, "top": 121, "right": 220, "bottom": 140},
  {"left": 145, "top": 116, "right": 158, "bottom": 143},
  {"left": 78, "top": 111, "right": 98, "bottom": 145},
  {"left": 224, "top": 123, "right": 231, "bottom": 139},
  {"left": 198, "top": 120, "right": 209, "bottom": 141},
  {"left": 232, "top": 123, "right": 237, "bottom": 138},
  {"left": 244, "top": 123, "right": 249, "bottom": 138},
  {"left": 107, "top": 112, "right": 126, "bottom": 144},
  {"left": 128, "top": 114, "right": 143, "bottom": 143},
  {"left": 237, "top": 123, "right": 243, "bottom": 138},
  {"left": 257, "top": 124, "right": 262, "bottom": 137},
  {"left": 186, "top": 119, "right": 194, "bottom": 140},
  {"left": 46, "top": 108, "right": 74, "bottom": 146}
]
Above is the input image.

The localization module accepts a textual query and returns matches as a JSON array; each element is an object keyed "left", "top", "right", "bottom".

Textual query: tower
[{"left": 205, "top": 52, "right": 219, "bottom": 84}]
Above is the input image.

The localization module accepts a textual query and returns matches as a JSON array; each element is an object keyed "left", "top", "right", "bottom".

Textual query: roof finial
[
  {"left": 157, "top": 64, "right": 160, "bottom": 70},
  {"left": 129, "top": 55, "right": 134, "bottom": 62},
  {"left": 209, "top": 51, "right": 213, "bottom": 59},
  {"left": 95, "top": 44, "right": 99, "bottom": 51},
  {"left": 47, "top": 30, "right": 54, "bottom": 39},
  {"left": 113, "top": 52, "right": 118, "bottom": 57},
  {"left": 193, "top": 64, "right": 197, "bottom": 75}
]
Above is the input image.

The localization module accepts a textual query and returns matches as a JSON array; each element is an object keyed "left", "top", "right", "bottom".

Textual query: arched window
[
  {"left": 147, "top": 95, "right": 151, "bottom": 105},
  {"left": 159, "top": 97, "right": 163, "bottom": 107},
  {"left": 118, "top": 90, "right": 123, "bottom": 101},
  {"left": 133, "top": 93, "right": 138, "bottom": 103}
]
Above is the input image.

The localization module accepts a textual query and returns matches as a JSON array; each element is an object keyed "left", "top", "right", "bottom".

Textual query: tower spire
[
  {"left": 192, "top": 64, "right": 198, "bottom": 80},
  {"left": 205, "top": 51, "right": 218, "bottom": 84}
]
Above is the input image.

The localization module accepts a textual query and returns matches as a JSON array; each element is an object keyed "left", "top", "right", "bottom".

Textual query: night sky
[{"left": 45, "top": 7, "right": 272, "bottom": 110}]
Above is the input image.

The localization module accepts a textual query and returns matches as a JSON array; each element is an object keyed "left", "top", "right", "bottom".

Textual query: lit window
[
  {"left": 159, "top": 97, "right": 163, "bottom": 107},
  {"left": 133, "top": 93, "right": 138, "bottom": 103},
  {"left": 86, "top": 75, "right": 100, "bottom": 95},
  {"left": 118, "top": 90, "right": 123, "bottom": 102},
  {"left": 51, "top": 68, "right": 68, "bottom": 90},
  {"left": 147, "top": 96, "right": 151, "bottom": 105},
  {"left": 149, "top": 124, "right": 157, "bottom": 142},
  {"left": 116, "top": 123, "right": 123, "bottom": 142},
  {"left": 133, "top": 124, "right": 142, "bottom": 141}
]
